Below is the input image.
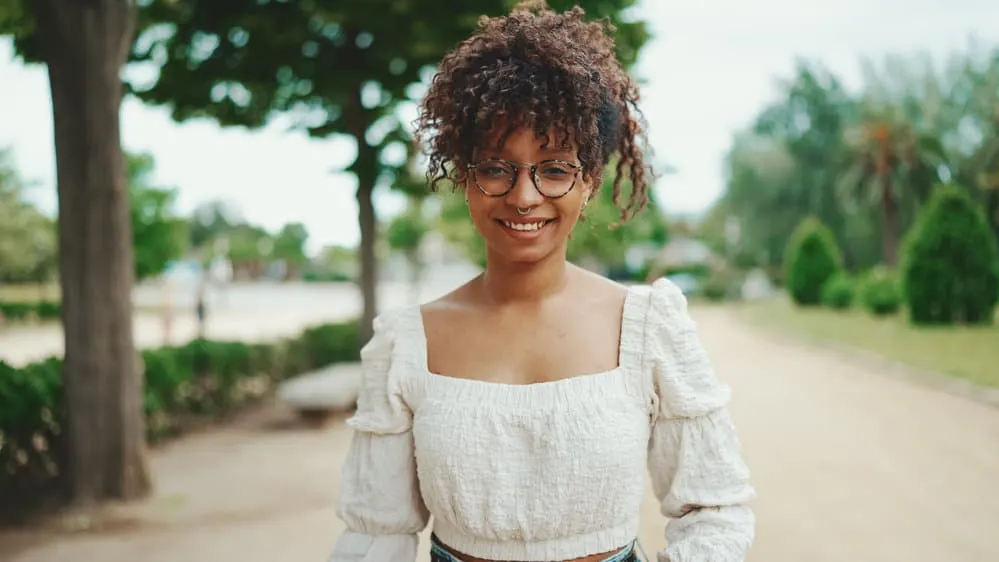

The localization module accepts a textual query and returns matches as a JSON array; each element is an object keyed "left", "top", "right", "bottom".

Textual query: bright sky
[{"left": 2, "top": 0, "right": 998, "bottom": 252}]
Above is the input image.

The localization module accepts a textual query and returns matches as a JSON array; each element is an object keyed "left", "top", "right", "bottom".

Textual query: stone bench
[{"left": 276, "top": 362, "right": 363, "bottom": 425}]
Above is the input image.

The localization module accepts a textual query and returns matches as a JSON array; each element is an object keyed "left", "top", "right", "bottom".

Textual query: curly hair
[{"left": 414, "top": 0, "right": 651, "bottom": 221}]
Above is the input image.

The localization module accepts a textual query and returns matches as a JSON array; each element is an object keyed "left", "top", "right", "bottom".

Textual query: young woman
[{"left": 329, "top": 3, "right": 755, "bottom": 561}]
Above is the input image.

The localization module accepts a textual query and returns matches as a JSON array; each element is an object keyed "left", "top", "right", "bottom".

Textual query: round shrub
[
  {"left": 859, "top": 266, "right": 902, "bottom": 316},
  {"left": 783, "top": 216, "right": 844, "bottom": 306},
  {"left": 900, "top": 185, "right": 999, "bottom": 325},
  {"left": 820, "top": 272, "right": 855, "bottom": 310}
]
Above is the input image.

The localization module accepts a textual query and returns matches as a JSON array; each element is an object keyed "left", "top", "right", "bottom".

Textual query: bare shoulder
[
  {"left": 567, "top": 264, "right": 630, "bottom": 308},
  {"left": 419, "top": 276, "right": 482, "bottom": 326}
]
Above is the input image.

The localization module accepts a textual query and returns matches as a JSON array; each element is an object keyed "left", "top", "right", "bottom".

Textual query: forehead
[{"left": 477, "top": 124, "right": 577, "bottom": 157}]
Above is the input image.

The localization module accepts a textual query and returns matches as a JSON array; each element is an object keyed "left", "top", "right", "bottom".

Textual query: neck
[{"left": 480, "top": 248, "right": 570, "bottom": 305}]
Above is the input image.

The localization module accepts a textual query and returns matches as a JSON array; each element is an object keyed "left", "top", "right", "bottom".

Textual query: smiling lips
[{"left": 496, "top": 217, "right": 556, "bottom": 237}]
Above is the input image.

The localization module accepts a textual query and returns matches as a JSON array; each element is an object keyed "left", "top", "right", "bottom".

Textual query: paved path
[{"left": 2, "top": 306, "right": 998, "bottom": 561}]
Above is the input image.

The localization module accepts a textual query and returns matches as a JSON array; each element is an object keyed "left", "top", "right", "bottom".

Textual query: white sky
[{"left": 2, "top": 0, "right": 998, "bottom": 251}]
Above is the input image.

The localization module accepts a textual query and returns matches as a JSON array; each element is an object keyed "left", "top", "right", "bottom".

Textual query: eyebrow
[{"left": 478, "top": 146, "right": 575, "bottom": 159}]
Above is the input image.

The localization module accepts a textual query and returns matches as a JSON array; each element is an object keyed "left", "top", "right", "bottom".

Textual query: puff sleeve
[
  {"left": 328, "top": 312, "right": 429, "bottom": 562},
  {"left": 645, "top": 279, "right": 756, "bottom": 562}
]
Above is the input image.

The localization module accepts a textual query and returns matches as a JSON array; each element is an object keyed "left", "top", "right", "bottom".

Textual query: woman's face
[{"left": 465, "top": 126, "right": 592, "bottom": 265}]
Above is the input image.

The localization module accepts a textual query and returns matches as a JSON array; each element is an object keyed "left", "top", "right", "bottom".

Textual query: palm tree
[{"left": 837, "top": 104, "right": 945, "bottom": 266}]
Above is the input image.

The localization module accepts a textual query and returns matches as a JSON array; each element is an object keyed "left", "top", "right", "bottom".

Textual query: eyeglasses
[{"left": 466, "top": 158, "right": 582, "bottom": 198}]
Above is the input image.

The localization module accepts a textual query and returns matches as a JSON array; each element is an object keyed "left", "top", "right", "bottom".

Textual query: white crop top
[{"left": 328, "top": 279, "right": 755, "bottom": 562}]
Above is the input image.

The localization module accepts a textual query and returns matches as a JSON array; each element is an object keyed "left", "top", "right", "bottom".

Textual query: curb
[{"left": 731, "top": 312, "right": 999, "bottom": 411}]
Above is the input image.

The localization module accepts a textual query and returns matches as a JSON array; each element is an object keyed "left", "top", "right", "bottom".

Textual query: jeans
[{"left": 429, "top": 534, "right": 642, "bottom": 562}]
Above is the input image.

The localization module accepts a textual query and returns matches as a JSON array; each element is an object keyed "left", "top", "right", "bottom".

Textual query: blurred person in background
[{"left": 328, "top": 2, "right": 755, "bottom": 561}]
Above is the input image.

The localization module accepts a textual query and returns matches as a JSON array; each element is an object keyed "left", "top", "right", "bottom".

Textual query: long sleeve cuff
[{"left": 329, "top": 530, "right": 420, "bottom": 562}]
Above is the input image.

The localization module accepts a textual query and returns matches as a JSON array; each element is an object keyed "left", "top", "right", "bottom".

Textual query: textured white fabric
[{"left": 328, "top": 279, "right": 755, "bottom": 562}]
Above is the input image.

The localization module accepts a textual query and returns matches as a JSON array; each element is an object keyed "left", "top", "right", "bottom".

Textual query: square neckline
[{"left": 410, "top": 283, "right": 647, "bottom": 388}]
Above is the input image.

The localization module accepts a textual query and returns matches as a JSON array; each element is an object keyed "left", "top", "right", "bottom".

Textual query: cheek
[{"left": 465, "top": 198, "right": 494, "bottom": 230}]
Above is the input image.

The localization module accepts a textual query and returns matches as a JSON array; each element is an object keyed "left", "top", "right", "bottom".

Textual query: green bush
[
  {"left": 783, "top": 216, "right": 844, "bottom": 306},
  {"left": 0, "top": 300, "right": 61, "bottom": 323},
  {"left": 900, "top": 185, "right": 999, "bottom": 325},
  {"left": 859, "top": 266, "right": 902, "bottom": 316},
  {"left": 0, "top": 318, "right": 360, "bottom": 517},
  {"left": 820, "top": 273, "right": 855, "bottom": 310}
]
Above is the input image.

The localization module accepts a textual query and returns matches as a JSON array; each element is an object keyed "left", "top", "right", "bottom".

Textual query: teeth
[{"left": 501, "top": 220, "right": 548, "bottom": 231}]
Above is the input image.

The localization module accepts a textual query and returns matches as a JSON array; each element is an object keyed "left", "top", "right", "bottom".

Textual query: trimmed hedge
[
  {"left": 900, "top": 185, "right": 999, "bottom": 325},
  {"left": 784, "top": 216, "right": 844, "bottom": 306},
  {"left": 820, "top": 272, "right": 855, "bottom": 310},
  {"left": 0, "top": 319, "right": 359, "bottom": 517},
  {"left": 859, "top": 266, "right": 902, "bottom": 316},
  {"left": 0, "top": 300, "right": 61, "bottom": 323}
]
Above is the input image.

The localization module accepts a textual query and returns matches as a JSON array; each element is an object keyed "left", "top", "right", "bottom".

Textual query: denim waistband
[{"left": 429, "top": 533, "right": 639, "bottom": 562}]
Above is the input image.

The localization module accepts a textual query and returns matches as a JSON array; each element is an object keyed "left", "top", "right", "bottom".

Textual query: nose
[{"left": 504, "top": 165, "right": 544, "bottom": 209}]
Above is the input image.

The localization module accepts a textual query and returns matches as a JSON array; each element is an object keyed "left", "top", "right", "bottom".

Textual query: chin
[
  {"left": 487, "top": 240, "right": 564, "bottom": 265},
  {"left": 477, "top": 220, "right": 573, "bottom": 266}
]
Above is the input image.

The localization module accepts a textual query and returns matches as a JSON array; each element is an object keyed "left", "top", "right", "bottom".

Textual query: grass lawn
[
  {"left": 0, "top": 283, "right": 59, "bottom": 302},
  {"left": 736, "top": 298, "right": 999, "bottom": 389}
]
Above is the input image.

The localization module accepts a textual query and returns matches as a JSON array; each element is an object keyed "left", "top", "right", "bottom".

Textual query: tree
[
  {"left": 188, "top": 199, "right": 242, "bottom": 252},
  {"left": 0, "top": 148, "right": 57, "bottom": 283},
  {"left": 386, "top": 195, "right": 431, "bottom": 302},
  {"left": 1, "top": 0, "right": 151, "bottom": 504},
  {"left": 272, "top": 222, "right": 310, "bottom": 279},
  {"left": 901, "top": 185, "right": 999, "bottom": 325},
  {"left": 783, "top": 216, "right": 844, "bottom": 306},
  {"left": 836, "top": 64, "right": 947, "bottom": 267},
  {"left": 127, "top": 152, "right": 188, "bottom": 280},
  {"left": 226, "top": 224, "right": 273, "bottom": 279},
  {"left": 566, "top": 173, "right": 669, "bottom": 269},
  {"left": 127, "top": 0, "right": 648, "bottom": 344}
]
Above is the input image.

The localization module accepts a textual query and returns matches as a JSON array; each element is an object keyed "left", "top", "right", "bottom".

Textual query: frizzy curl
[{"left": 414, "top": 1, "right": 651, "bottom": 222}]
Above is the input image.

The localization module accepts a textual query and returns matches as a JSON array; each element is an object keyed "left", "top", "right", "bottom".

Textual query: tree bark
[
  {"left": 881, "top": 176, "right": 899, "bottom": 267},
  {"left": 355, "top": 147, "right": 379, "bottom": 346},
  {"left": 347, "top": 85, "right": 379, "bottom": 346},
  {"left": 32, "top": 0, "right": 150, "bottom": 505}
]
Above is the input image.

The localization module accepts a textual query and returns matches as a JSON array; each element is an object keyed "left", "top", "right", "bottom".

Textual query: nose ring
[{"left": 516, "top": 207, "right": 531, "bottom": 216}]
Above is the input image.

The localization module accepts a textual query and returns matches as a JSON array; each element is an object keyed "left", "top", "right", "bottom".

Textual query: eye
[
  {"left": 477, "top": 162, "right": 513, "bottom": 177},
  {"left": 539, "top": 162, "right": 575, "bottom": 177}
]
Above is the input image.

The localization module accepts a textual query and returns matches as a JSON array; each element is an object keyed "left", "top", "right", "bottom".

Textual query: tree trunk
[
  {"left": 881, "top": 176, "right": 899, "bottom": 267},
  {"left": 347, "top": 84, "right": 380, "bottom": 346},
  {"left": 32, "top": 0, "right": 150, "bottom": 505},
  {"left": 355, "top": 148, "right": 379, "bottom": 346}
]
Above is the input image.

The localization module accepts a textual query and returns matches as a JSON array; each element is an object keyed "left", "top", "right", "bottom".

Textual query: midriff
[{"left": 438, "top": 541, "right": 629, "bottom": 562}]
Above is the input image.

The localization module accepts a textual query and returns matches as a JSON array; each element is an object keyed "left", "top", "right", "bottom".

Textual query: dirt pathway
[{"left": 2, "top": 306, "right": 998, "bottom": 562}]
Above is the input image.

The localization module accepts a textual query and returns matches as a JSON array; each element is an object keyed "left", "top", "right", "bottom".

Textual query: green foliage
[
  {"left": 566, "top": 175, "right": 670, "bottom": 268},
  {"left": 385, "top": 199, "right": 430, "bottom": 254},
  {"left": 820, "top": 272, "right": 856, "bottom": 310},
  {"left": 226, "top": 224, "right": 273, "bottom": 263},
  {"left": 272, "top": 223, "right": 310, "bottom": 266},
  {"left": 127, "top": 152, "right": 189, "bottom": 280},
  {"left": 189, "top": 200, "right": 241, "bottom": 252},
  {"left": 901, "top": 185, "right": 999, "bottom": 325},
  {"left": 125, "top": 0, "right": 649, "bottom": 338},
  {"left": 859, "top": 266, "right": 902, "bottom": 316},
  {"left": 0, "top": 318, "right": 360, "bottom": 516},
  {"left": 783, "top": 216, "right": 844, "bottom": 306},
  {"left": 0, "top": 300, "right": 60, "bottom": 323},
  {"left": 711, "top": 48, "right": 999, "bottom": 277},
  {"left": 437, "top": 190, "right": 488, "bottom": 268},
  {"left": 0, "top": 149, "right": 57, "bottom": 284}
]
